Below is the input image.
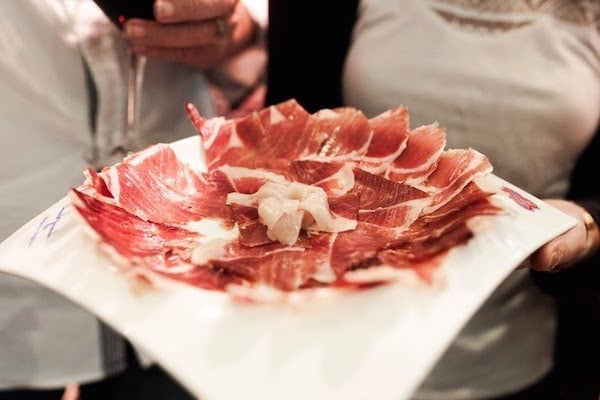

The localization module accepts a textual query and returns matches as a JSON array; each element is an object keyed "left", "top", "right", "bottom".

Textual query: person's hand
[
  {"left": 122, "top": 0, "right": 258, "bottom": 69},
  {"left": 525, "top": 199, "right": 600, "bottom": 272}
]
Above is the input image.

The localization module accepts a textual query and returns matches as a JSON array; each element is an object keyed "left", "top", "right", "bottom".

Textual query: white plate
[{"left": 0, "top": 136, "right": 576, "bottom": 400}]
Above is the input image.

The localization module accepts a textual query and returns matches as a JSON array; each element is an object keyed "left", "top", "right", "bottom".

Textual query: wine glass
[{"left": 91, "top": 0, "right": 155, "bottom": 158}]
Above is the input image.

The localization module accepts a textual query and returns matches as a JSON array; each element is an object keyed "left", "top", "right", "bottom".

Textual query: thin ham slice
[
  {"left": 416, "top": 148, "right": 493, "bottom": 214},
  {"left": 386, "top": 123, "right": 446, "bottom": 184},
  {"left": 358, "top": 106, "right": 410, "bottom": 174},
  {"left": 305, "top": 107, "right": 373, "bottom": 161},
  {"left": 69, "top": 187, "right": 200, "bottom": 271},
  {"left": 86, "top": 144, "right": 235, "bottom": 227}
]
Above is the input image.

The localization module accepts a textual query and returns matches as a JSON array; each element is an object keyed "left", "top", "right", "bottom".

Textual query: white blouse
[
  {"left": 345, "top": 0, "right": 600, "bottom": 198},
  {"left": 344, "top": 0, "right": 599, "bottom": 398}
]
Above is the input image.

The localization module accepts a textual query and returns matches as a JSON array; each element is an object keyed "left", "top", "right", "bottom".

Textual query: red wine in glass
[{"left": 91, "top": 0, "right": 155, "bottom": 28}]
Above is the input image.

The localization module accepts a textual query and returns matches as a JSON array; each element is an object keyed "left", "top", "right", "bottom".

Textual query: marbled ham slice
[
  {"left": 358, "top": 106, "right": 410, "bottom": 174},
  {"left": 82, "top": 144, "right": 235, "bottom": 226},
  {"left": 198, "top": 233, "right": 336, "bottom": 290},
  {"left": 194, "top": 101, "right": 376, "bottom": 173},
  {"left": 353, "top": 168, "right": 430, "bottom": 230},
  {"left": 290, "top": 160, "right": 355, "bottom": 196},
  {"left": 332, "top": 182, "right": 501, "bottom": 284},
  {"left": 194, "top": 99, "right": 316, "bottom": 171},
  {"left": 70, "top": 99, "right": 503, "bottom": 295},
  {"left": 257, "top": 99, "right": 322, "bottom": 159},
  {"left": 305, "top": 107, "right": 373, "bottom": 161},
  {"left": 417, "top": 148, "right": 494, "bottom": 214},
  {"left": 386, "top": 123, "right": 446, "bottom": 184},
  {"left": 69, "top": 188, "right": 200, "bottom": 271}
]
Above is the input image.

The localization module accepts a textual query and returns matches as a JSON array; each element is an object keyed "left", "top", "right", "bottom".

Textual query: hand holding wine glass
[
  {"left": 121, "top": 0, "right": 260, "bottom": 69},
  {"left": 90, "top": 0, "right": 260, "bottom": 162}
]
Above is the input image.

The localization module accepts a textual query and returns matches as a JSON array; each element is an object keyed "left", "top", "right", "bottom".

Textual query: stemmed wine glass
[{"left": 91, "top": 0, "right": 155, "bottom": 158}]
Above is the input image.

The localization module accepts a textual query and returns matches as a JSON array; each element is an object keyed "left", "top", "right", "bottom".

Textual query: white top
[
  {"left": 0, "top": 0, "right": 215, "bottom": 389},
  {"left": 343, "top": 0, "right": 600, "bottom": 398}
]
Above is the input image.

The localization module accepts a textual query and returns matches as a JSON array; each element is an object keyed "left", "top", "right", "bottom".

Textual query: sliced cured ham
[
  {"left": 353, "top": 168, "right": 430, "bottom": 230},
  {"left": 69, "top": 188, "right": 200, "bottom": 271},
  {"left": 70, "top": 99, "right": 504, "bottom": 296},
  {"left": 386, "top": 123, "right": 446, "bottom": 184},
  {"left": 358, "top": 106, "right": 410, "bottom": 174},
  {"left": 81, "top": 144, "right": 236, "bottom": 228},
  {"left": 306, "top": 107, "right": 373, "bottom": 161},
  {"left": 416, "top": 148, "right": 494, "bottom": 214}
]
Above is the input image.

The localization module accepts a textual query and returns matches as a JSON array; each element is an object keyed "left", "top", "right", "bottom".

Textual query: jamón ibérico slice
[
  {"left": 372, "top": 184, "right": 501, "bottom": 283},
  {"left": 256, "top": 99, "right": 318, "bottom": 159},
  {"left": 407, "top": 184, "right": 501, "bottom": 240},
  {"left": 417, "top": 148, "right": 493, "bottom": 213},
  {"left": 69, "top": 187, "right": 200, "bottom": 269},
  {"left": 191, "top": 232, "right": 336, "bottom": 290},
  {"left": 358, "top": 106, "right": 410, "bottom": 173},
  {"left": 227, "top": 204, "right": 271, "bottom": 247},
  {"left": 352, "top": 168, "right": 430, "bottom": 230},
  {"left": 200, "top": 99, "right": 316, "bottom": 170},
  {"left": 329, "top": 224, "right": 394, "bottom": 277},
  {"left": 353, "top": 168, "right": 428, "bottom": 210},
  {"left": 290, "top": 160, "right": 355, "bottom": 195},
  {"left": 302, "top": 107, "right": 373, "bottom": 161},
  {"left": 93, "top": 144, "right": 235, "bottom": 226},
  {"left": 119, "top": 143, "right": 201, "bottom": 192},
  {"left": 386, "top": 123, "right": 446, "bottom": 184},
  {"left": 330, "top": 181, "right": 500, "bottom": 284},
  {"left": 83, "top": 168, "right": 113, "bottom": 198}
]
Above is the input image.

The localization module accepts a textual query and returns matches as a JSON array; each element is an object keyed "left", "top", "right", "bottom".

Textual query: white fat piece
[
  {"left": 191, "top": 238, "right": 230, "bottom": 265},
  {"left": 227, "top": 181, "right": 334, "bottom": 246}
]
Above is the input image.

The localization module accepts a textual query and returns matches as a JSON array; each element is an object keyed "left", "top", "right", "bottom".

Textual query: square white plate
[{"left": 0, "top": 135, "right": 576, "bottom": 400}]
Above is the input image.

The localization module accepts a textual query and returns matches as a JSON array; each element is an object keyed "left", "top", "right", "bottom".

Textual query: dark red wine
[{"left": 92, "top": 0, "right": 155, "bottom": 28}]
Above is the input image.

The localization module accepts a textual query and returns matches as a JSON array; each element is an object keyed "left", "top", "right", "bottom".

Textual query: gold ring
[{"left": 215, "top": 17, "right": 226, "bottom": 38}]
